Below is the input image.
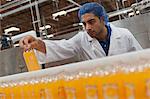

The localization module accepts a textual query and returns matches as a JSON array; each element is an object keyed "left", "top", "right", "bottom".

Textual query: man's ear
[
  {"left": 100, "top": 16, "right": 104, "bottom": 22},
  {"left": 100, "top": 16, "right": 105, "bottom": 24}
]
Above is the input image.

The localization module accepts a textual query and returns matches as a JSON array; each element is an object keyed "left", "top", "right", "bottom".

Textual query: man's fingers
[
  {"left": 23, "top": 37, "right": 30, "bottom": 45},
  {"left": 19, "top": 38, "right": 24, "bottom": 48},
  {"left": 19, "top": 35, "right": 43, "bottom": 52},
  {"left": 30, "top": 41, "right": 38, "bottom": 49},
  {"left": 19, "top": 36, "right": 36, "bottom": 51}
]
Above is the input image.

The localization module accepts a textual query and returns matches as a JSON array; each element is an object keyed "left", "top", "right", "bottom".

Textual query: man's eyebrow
[
  {"left": 82, "top": 18, "right": 95, "bottom": 23},
  {"left": 87, "top": 18, "right": 95, "bottom": 22}
]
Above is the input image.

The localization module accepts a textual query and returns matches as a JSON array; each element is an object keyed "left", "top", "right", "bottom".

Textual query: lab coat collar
[
  {"left": 86, "top": 32, "right": 93, "bottom": 42},
  {"left": 110, "top": 24, "right": 121, "bottom": 39}
]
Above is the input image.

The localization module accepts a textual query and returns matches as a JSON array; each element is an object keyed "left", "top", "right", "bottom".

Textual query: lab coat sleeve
[
  {"left": 35, "top": 38, "right": 79, "bottom": 64},
  {"left": 127, "top": 30, "right": 143, "bottom": 51}
]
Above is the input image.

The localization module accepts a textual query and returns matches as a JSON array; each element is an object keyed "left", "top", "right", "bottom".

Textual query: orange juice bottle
[
  {"left": 4, "top": 86, "right": 12, "bottom": 99},
  {"left": 53, "top": 79, "right": 66, "bottom": 99},
  {"left": 143, "top": 69, "right": 150, "bottom": 99},
  {"left": 146, "top": 79, "right": 150, "bottom": 99},
  {"left": 122, "top": 70, "right": 147, "bottom": 99},
  {"left": 85, "top": 84, "right": 99, "bottom": 99},
  {"left": 81, "top": 74, "right": 101, "bottom": 99},
  {"left": 34, "top": 81, "right": 53, "bottom": 99},
  {"left": 8, "top": 81, "right": 30, "bottom": 98},
  {"left": 32, "top": 83, "right": 42, "bottom": 99},
  {"left": 64, "top": 80, "right": 82, "bottom": 99},
  {"left": 22, "top": 82, "right": 35, "bottom": 99},
  {"left": 0, "top": 87, "right": 7, "bottom": 99},
  {"left": 123, "top": 83, "right": 135, "bottom": 99},
  {"left": 100, "top": 73, "right": 124, "bottom": 99},
  {"left": 23, "top": 49, "right": 41, "bottom": 71},
  {"left": 49, "top": 79, "right": 68, "bottom": 99},
  {"left": 65, "top": 87, "right": 76, "bottom": 99},
  {"left": 37, "top": 75, "right": 66, "bottom": 99},
  {"left": 40, "top": 86, "right": 53, "bottom": 99},
  {"left": 0, "top": 92, "right": 6, "bottom": 99},
  {"left": 1, "top": 84, "right": 16, "bottom": 99},
  {"left": 12, "top": 85, "right": 23, "bottom": 99},
  {"left": 63, "top": 74, "right": 86, "bottom": 99}
]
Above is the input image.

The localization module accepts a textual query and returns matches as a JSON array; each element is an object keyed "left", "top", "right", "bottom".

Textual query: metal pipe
[
  {"left": 66, "top": 7, "right": 80, "bottom": 13},
  {"left": 35, "top": 0, "right": 42, "bottom": 37},
  {"left": 0, "top": 0, "right": 30, "bottom": 12},
  {"left": 66, "top": 0, "right": 81, "bottom": 7},
  {"left": 29, "top": 0, "right": 36, "bottom": 31},
  {"left": 0, "top": 1, "right": 18, "bottom": 8},
  {"left": 52, "top": 5, "right": 133, "bottom": 20},
  {"left": 0, "top": 0, "right": 50, "bottom": 19},
  {"left": 35, "top": 1, "right": 42, "bottom": 30},
  {"left": 115, "top": 0, "right": 121, "bottom": 20},
  {"left": 108, "top": 7, "right": 132, "bottom": 18}
]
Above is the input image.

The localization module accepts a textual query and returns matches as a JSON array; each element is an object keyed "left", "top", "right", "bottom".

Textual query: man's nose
[{"left": 85, "top": 24, "right": 92, "bottom": 30}]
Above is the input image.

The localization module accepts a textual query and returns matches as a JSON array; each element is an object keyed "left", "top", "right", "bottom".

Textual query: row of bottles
[{"left": 0, "top": 62, "right": 150, "bottom": 99}]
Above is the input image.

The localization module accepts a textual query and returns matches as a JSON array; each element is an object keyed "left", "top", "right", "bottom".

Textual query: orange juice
[
  {"left": 13, "top": 85, "right": 22, "bottom": 99},
  {"left": 146, "top": 79, "right": 150, "bottom": 99},
  {"left": 82, "top": 76, "right": 101, "bottom": 99},
  {"left": 36, "top": 78, "right": 66, "bottom": 99},
  {"left": 0, "top": 87, "right": 7, "bottom": 99},
  {"left": 53, "top": 80, "right": 66, "bottom": 99},
  {"left": 122, "top": 71, "right": 148, "bottom": 99},
  {"left": 144, "top": 70, "right": 150, "bottom": 99},
  {"left": 85, "top": 84, "right": 99, "bottom": 99},
  {"left": 100, "top": 73, "right": 125, "bottom": 99},
  {"left": 0, "top": 93, "right": 6, "bottom": 99},
  {"left": 22, "top": 83, "right": 36, "bottom": 99},
  {"left": 0, "top": 85, "right": 15, "bottom": 99},
  {"left": 23, "top": 50, "right": 41, "bottom": 71},
  {"left": 33, "top": 83, "right": 44, "bottom": 99},
  {"left": 124, "top": 83, "right": 135, "bottom": 99},
  {"left": 35, "top": 81, "right": 53, "bottom": 99},
  {"left": 64, "top": 77, "right": 86, "bottom": 99}
]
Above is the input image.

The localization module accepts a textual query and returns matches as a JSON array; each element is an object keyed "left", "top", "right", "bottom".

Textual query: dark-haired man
[{"left": 19, "top": 2, "right": 142, "bottom": 64}]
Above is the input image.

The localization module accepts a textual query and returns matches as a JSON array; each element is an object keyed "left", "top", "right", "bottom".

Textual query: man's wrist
[{"left": 37, "top": 39, "right": 46, "bottom": 54}]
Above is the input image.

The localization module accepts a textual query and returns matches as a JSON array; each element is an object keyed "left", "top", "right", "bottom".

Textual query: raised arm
[{"left": 19, "top": 35, "right": 46, "bottom": 53}]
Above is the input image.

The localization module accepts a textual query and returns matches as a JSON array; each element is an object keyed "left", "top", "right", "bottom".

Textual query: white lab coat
[{"left": 36, "top": 24, "right": 142, "bottom": 64}]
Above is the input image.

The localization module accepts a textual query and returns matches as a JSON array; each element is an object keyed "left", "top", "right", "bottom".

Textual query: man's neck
[{"left": 96, "top": 26, "right": 108, "bottom": 41}]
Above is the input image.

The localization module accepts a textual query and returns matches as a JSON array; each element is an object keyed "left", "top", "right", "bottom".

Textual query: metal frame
[
  {"left": 0, "top": 0, "right": 50, "bottom": 19},
  {"left": 0, "top": 0, "right": 136, "bottom": 20},
  {"left": 67, "top": 0, "right": 81, "bottom": 7},
  {"left": 0, "top": 0, "right": 29, "bottom": 11},
  {"left": 29, "top": 0, "right": 42, "bottom": 32}
]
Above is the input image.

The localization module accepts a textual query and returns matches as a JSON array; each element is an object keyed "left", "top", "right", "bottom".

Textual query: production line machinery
[{"left": 0, "top": 49, "right": 150, "bottom": 99}]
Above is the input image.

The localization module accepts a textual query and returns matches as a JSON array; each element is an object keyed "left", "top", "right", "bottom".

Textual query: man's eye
[{"left": 89, "top": 20, "right": 95, "bottom": 24}]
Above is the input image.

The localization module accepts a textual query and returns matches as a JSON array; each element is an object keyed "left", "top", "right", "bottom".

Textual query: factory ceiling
[{"left": 0, "top": 0, "right": 137, "bottom": 37}]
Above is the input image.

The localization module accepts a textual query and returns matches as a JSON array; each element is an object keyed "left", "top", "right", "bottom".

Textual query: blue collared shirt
[{"left": 98, "top": 25, "right": 111, "bottom": 56}]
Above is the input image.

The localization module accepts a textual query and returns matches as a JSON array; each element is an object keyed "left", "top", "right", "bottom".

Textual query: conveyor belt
[{"left": 0, "top": 49, "right": 150, "bottom": 99}]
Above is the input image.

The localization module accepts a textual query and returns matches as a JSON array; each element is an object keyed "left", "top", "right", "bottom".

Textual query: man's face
[{"left": 81, "top": 13, "right": 105, "bottom": 38}]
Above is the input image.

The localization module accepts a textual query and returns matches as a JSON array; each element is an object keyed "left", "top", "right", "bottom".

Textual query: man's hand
[{"left": 19, "top": 35, "right": 46, "bottom": 54}]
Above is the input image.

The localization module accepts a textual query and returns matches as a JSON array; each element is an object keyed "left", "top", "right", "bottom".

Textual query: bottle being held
[{"left": 23, "top": 49, "right": 41, "bottom": 71}]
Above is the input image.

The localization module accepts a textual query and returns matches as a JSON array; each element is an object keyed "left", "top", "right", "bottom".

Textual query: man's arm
[
  {"left": 20, "top": 35, "right": 79, "bottom": 64},
  {"left": 19, "top": 35, "right": 46, "bottom": 53},
  {"left": 128, "top": 31, "right": 143, "bottom": 51}
]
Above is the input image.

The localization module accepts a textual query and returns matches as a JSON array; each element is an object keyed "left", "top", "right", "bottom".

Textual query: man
[{"left": 19, "top": 2, "right": 142, "bottom": 64}]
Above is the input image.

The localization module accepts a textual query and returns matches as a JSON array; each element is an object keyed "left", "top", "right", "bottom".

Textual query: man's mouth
[{"left": 87, "top": 31, "right": 96, "bottom": 37}]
